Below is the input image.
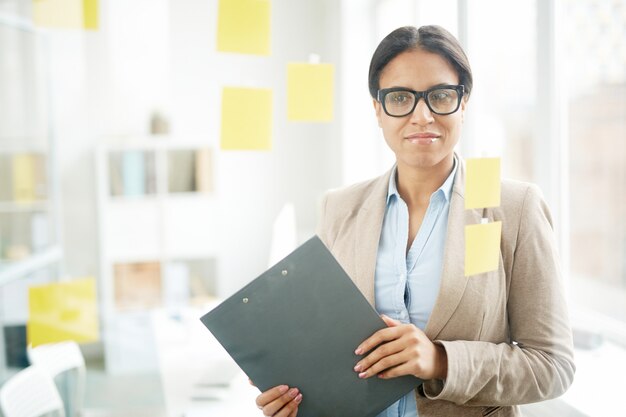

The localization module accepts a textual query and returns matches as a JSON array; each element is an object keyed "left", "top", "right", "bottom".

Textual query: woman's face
[{"left": 374, "top": 48, "right": 467, "bottom": 172}]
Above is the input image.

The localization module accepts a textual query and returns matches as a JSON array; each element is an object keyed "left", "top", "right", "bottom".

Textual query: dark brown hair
[{"left": 368, "top": 25, "right": 473, "bottom": 99}]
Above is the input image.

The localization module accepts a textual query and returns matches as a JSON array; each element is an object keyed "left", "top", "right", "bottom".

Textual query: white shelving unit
[
  {"left": 95, "top": 139, "right": 219, "bottom": 374},
  {"left": 0, "top": 12, "right": 62, "bottom": 382}
]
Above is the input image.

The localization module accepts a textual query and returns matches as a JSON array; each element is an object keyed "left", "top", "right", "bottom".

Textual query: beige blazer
[{"left": 316, "top": 157, "right": 575, "bottom": 417}]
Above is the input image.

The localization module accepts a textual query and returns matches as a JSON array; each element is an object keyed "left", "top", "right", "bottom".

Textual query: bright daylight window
[
  {"left": 560, "top": 2, "right": 626, "bottom": 415},
  {"left": 565, "top": 0, "right": 626, "bottom": 337}
]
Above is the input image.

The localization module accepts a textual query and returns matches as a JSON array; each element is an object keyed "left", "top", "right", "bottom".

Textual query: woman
[{"left": 255, "top": 25, "right": 575, "bottom": 417}]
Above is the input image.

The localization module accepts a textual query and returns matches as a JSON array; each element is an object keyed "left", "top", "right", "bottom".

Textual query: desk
[
  {"left": 151, "top": 305, "right": 260, "bottom": 417},
  {"left": 183, "top": 372, "right": 260, "bottom": 417}
]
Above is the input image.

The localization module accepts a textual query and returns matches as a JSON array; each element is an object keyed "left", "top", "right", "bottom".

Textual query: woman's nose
[{"left": 409, "top": 98, "right": 434, "bottom": 125}]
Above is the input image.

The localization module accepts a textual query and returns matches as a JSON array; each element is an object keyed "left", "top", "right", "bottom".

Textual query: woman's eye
[
  {"left": 430, "top": 90, "right": 453, "bottom": 102},
  {"left": 390, "top": 93, "right": 411, "bottom": 104}
]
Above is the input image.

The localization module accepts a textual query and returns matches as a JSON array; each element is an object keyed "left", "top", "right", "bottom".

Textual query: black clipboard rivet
[
  {"left": 242, "top": 297, "right": 249, "bottom": 303},
  {"left": 281, "top": 269, "right": 288, "bottom": 276}
]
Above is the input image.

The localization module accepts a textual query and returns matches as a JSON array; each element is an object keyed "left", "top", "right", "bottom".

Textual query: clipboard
[{"left": 200, "top": 236, "right": 422, "bottom": 417}]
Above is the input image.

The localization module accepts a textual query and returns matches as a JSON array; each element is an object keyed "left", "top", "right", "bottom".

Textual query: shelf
[
  {"left": 0, "top": 245, "right": 62, "bottom": 287},
  {"left": 0, "top": 13, "right": 59, "bottom": 382},
  {"left": 107, "top": 192, "right": 212, "bottom": 203},
  {"left": 0, "top": 200, "right": 50, "bottom": 213},
  {"left": 0, "top": 13, "right": 35, "bottom": 32},
  {"left": 108, "top": 194, "right": 160, "bottom": 204},
  {"left": 97, "top": 143, "right": 217, "bottom": 373}
]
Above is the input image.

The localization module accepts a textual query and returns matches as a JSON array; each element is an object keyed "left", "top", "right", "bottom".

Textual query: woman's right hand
[{"left": 254, "top": 384, "right": 302, "bottom": 417}]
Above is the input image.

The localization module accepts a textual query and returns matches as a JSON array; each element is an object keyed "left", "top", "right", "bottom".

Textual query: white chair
[
  {"left": 0, "top": 365, "right": 65, "bottom": 417},
  {"left": 27, "top": 342, "right": 85, "bottom": 417}
]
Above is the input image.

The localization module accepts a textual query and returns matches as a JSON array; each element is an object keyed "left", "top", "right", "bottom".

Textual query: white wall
[
  {"left": 50, "top": 0, "right": 343, "bottom": 298},
  {"left": 168, "top": 0, "right": 342, "bottom": 295},
  {"left": 53, "top": 0, "right": 171, "bottom": 283}
]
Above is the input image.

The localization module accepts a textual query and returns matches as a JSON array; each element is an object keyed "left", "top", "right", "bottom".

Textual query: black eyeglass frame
[{"left": 377, "top": 84, "right": 465, "bottom": 117}]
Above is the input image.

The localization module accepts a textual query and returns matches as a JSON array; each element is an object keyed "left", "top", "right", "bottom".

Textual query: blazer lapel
[
  {"left": 354, "top": 169, "right": 393, "bottom": 306},
  {"left": 425, "top": 157, "right": 483, "bottom": 340}
]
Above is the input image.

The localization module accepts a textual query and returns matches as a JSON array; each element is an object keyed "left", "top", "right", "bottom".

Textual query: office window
[
  {"left": 564, "top": 0, "right": 626, "bottom": 328},
  {"left": 464, "top": 1, "right": 537, "bottom": 181}
]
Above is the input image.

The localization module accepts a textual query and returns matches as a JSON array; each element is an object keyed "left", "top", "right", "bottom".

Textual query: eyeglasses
[{"left": 377, "top": 85, "right": 465, "bottom": 117}]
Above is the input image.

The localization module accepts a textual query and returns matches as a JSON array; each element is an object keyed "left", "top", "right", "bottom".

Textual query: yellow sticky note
[
  {"left": 465, "top": 221, "right": 502, "bottom": 276},
  {"left": 216, "top": 0, "right": 271, "bottom": 55},
  {"left": 28, "top": 278, "right": 100, "bottom": 347},
  {"left": 465, "top": 158, "right": 501, "bottom": 209},
  {"left": 13, "top": 154, "right": 36, "bottom": 203},
  {"left": 221, "top": 87, "right": 272, "bottom": 150},
  {"left": 83, "top": 0, "right": 99, "bottom": 30},
  {"left": 287, "top": 63, "right": 334, "bottom": 122},
  {"left": 33, "top": 0, "right": 99, "bottom": 30}
]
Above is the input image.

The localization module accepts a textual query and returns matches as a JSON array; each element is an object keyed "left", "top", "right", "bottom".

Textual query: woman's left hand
[{"left": 353, "top": 315, "right": 448, "bottom": 381}]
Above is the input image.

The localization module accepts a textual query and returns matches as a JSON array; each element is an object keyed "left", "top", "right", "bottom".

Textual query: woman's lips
[{"left": 405, "top": 133, "right": 440, "bottom": 144}]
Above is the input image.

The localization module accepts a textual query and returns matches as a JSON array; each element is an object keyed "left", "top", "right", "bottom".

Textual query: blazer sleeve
[{"left": 421, "top": 185, "right": 576, "bottom": 406}]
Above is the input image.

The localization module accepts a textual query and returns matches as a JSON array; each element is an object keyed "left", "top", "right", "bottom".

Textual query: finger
[
  {"left": 359, "top": 351, "right": 407, "bottom": 379},
  {"left": 262, "top": 388, "right": 300, "bottom": 416},
  {"left": 378, "top": 362, "right": 415, "bottom": 379},
  {"left": 355, "top": 327, "right": 400, "bottom": 355},
  {"left": 381, "top": 314, "right": 401, "bottom": 327},
  {"left": 355, "top": 339, "right": 404, "bottom": 374},
  {"left": 272, "top": 393, "right": 302, "bottom": 417},
  {"left": 256, "top": 385, "right": 289, "bottom": 407},
  {"left": 276, "top": 394, "right": 302, "bottom": 417},
  {"left": 248, "top": 378, "right": 256, "bottom": 386},
  {"left": 288, "top": 402, "right": 300, "bottom": 417}
]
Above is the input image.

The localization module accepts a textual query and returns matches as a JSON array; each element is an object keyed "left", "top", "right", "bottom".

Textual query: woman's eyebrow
[{"left": 384, "top": 82, "right": 457, "bottom": 90}]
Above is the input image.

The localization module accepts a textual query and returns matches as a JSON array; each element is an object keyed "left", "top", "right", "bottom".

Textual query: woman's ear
[{"left": 373, "top": 99, "right": 383, "bottom": 128}]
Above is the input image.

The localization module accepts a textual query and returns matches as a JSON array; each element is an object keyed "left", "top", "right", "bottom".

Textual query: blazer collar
[
  {"left": 424, "top": 156, "right": 484, "bottom": 339},
  {"left": 355, "top": 168, "right": 393, "bottom": 304}
]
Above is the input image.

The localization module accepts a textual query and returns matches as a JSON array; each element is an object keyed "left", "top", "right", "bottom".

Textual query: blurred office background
[{"left": 0, "top": 0, "right": 624, "bottom": 416}]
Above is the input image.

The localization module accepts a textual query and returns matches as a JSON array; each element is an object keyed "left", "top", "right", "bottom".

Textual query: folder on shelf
[
  {"left": 122, "top": 151, "right": 146, "bottom": 197},
  {"left": 108, "top": 152, "right": 124, "bottom": 196},
  {"left": 12, "top": 154, "right": 36, "bottom": 202},
  {"left": 195, "top": 149, "right": 213, "bottom": 193},
  {"left": 200, "top": 236, "right": 421, "bottom": 417},
  {"left": 0, "top": 155, "right": 12, "bottom": 201},
  {"left": 167, "top": 150, "right": 195, "bottom": 193},
  {"left": 114, "top": 261, "right": 162, "bottom": 310}
]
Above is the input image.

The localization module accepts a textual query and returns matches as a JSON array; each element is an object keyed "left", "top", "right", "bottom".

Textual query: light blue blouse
[{"left": 374, "top": 159, "right": 457, "bottom": 417}]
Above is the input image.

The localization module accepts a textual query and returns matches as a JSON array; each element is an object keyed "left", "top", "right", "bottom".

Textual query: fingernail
[
  {"left": 288, "top": 388, "right": 299, "bottom": 397},
  {"left": 295, "top": 393, "right": 303, "bottom": 403},
  {"left": 355, "top": 347, "right": 362, "bottom": 355},
  {"left": 354, "top": 364, "right": 362, "bottom": 372},
  {"left": 358, "top": 372, "right": 367, "bottom": 379},
  {"left": 279, "top": 385, "right": 288, "bottom": 394}
]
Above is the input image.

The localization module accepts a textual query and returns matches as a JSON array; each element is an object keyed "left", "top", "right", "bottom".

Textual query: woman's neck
[{"left": 395, "top": 156, "right": 454, "bottom": 207}]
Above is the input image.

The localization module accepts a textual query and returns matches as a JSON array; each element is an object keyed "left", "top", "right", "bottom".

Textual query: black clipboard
[{"left": 200, "top": 236, "right": 422, "bottom": 417}]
